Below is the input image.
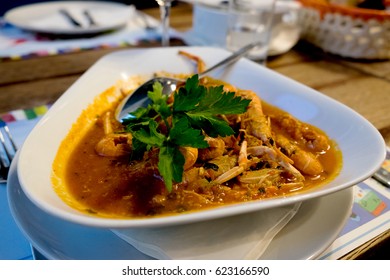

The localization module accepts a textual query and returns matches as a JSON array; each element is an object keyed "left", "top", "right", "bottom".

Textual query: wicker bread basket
[{"left": 298, "top": 0, "right": 390, "bottom": 59}]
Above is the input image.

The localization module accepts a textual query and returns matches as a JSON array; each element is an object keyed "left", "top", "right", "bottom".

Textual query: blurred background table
[{"left": 0, "top": 1, "right": 389, "bottom": 259}]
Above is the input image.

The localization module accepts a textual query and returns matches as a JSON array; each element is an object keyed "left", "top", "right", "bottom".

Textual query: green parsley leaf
[
  {"left": 169, "top": 117, "right": 208, "bottom": 148},
  {"left": 173, "top": 75, "right": 205, "bottom": 112},
  {"left": 124, "top": 74, "right": 250, "bottom": 192},
  {"left": 176, "top": 81, "right": 250, "bottom": 138},
  {"left": 185, "top": 114, "right": 235, "bottom": 138},
  {"left": 148, "top": 82, "right": 171, "bottom": 119},
  {"left": 158, "top": 145, "right": 185, "bottom": 192},
  {"left": 131, "top": 120, "right": 165, "bottom": 148},
  {"left": 127, "top": 107, "right": 149, "bottom": 120},
  {"left": 196, "top": 87, "right": 251, "bottom": 115},
  {"left": 147, "top": 81, "right": 165, "bottom": 103}
]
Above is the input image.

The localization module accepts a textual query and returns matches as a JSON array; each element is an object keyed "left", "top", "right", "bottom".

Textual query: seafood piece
[
  {"left": 198, "top": 136, "right": 225, "bottom": 161},
  {"left": 95, "top": 134, "right": 132, "bottom": 157},
  {"left": 203, "top": 155, "right": 238, "bottom": 181},
  {"left": 95, "top": 112, "right": 132, "bottom": 157},
  {"left": 221, "top": 135, "right": 241, "bottom": 153},
  {"left": 238, "top": 169, "right": 283, "bottom": 185},
  {"left": 213, "top": 140, "right": 250, "bottom": 184},
  {"left": 178, "top": 50, "right": 206, "bottom": 74},
  {"left": 182, "top": 166, "right": 206, "bottom": 186},
  {"left": 179, "top": 146, "right": 198, "bottom": 170},
  {"left": 212, "top": 138, "right": 304, "bottom": 185},
  {"left": 275, "top": 134, "right": 323, "bottom": 176},
  {"left": 271, "top": 113, "right": 329, "bottom": 152},
  {"left": 243, "top": 133, "right": 263, "bottom": 148},
  {"left": 237, "top": 90, "right": 273, "bottom": 145},
  {"left": 247, "top": 145, "right": 305, "bottom": 181},
  {"left": 101, "top": 111, "right": 114, "bottom": 135}
]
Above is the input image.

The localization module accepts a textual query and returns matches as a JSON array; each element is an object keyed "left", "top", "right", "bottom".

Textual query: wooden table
[{"left": 0, "top": 1, "right": 389, "bottom": 259}]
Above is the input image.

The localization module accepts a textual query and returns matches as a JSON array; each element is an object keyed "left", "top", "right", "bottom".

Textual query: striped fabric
[{"left": 0, "top": 105, "right": 50, "bottom": 123}]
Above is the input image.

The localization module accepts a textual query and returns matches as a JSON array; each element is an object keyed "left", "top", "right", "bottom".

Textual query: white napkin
[{"left": 112, "top": 202, "right": 301, "bottom": 260}]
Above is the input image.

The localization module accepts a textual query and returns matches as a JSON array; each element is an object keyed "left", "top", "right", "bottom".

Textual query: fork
[
  {"left": 0, "top": 121, "right": 17, "bottom": 183},
  {"left": 83, "top": 10, "right": 98, "bottom": 27}
]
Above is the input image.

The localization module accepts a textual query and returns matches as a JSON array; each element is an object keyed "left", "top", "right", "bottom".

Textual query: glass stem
[{"left": 159, "top": 2, "right": 171, "bottom": 47}]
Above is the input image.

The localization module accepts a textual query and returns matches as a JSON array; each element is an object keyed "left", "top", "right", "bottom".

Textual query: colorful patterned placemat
[
  {"left": 0, "top": 7, "right": 168, "bottom": 61},
  {"left": 0, "top": 104, "right": 51, "bottom": 123}
]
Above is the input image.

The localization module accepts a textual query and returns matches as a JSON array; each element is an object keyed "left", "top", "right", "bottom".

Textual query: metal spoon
[{"left": 116, "top": 42, "right": 262, "bottom": 123}]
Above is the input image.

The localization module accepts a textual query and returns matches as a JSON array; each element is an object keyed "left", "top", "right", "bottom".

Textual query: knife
[{"left": 59, "top": 9, "right": 82, "bottom": 27}]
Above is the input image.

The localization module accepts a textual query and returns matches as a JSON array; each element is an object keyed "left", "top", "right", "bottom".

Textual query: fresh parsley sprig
[{"left": 124, "top": 75, "right": 250, "bottom": 192}]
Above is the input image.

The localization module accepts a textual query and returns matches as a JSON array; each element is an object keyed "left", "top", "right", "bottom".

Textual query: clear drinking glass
[
  {"left": 155, "top": 0, "right": 173, "bottom": 46},
  {"left": 226, "top": 0, "right": 276, "bottom": 62}
]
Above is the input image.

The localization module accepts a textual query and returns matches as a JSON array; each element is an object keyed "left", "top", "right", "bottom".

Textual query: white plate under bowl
[
  {"left": 8, "top": 153, "right": 354, "bottom": 259},
  {"left": 17, "top": 46, "right": 386, "bottom": 228},
  {"left": 4, "top": 1, "right": 130, "bottom": 35}
]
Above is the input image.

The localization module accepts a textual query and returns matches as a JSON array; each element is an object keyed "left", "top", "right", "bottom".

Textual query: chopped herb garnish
[{"left": 124, "top": 75, "right": 250, "bottom": 191}]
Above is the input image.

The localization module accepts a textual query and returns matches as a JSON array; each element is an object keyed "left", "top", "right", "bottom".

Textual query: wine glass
[{"left": 155, "top": 0, "right": 173, "bottom": 46}]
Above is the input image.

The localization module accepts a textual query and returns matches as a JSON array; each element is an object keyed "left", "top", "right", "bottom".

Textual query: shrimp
[
  {"left": 213, "top": 140, "right": 250, "bottom": 184},
  {"left": 95, "top": 134, "right": 132, "bottom": 157},
  {"left": 178, "top": 50, "right": 206, "bottom": 74},
  {"left": 95, "top": 112, "right": 132, "bottom": 157},
  {"left": 180, "top": 135, "right": 226, "bottom": 171},
  {"left": 179, "top": 146, "right": 198, "bottom": 170},
  {"left": 275, "top": 134, "right": 323, "bottom": 176},
  {"left": 203, "top": 155, "right": 238, "bottom": 181},
  {"left": 198, "top": 136, "right": 225, "bottom": 161},
  {"left": 237, "top": 90, "right": 273, "bottom": 145},
  {"left": 247, "top": 145, "right": 305, "bottom": 181},
  {"left": 271, "top": 113, "right": 329, "bottom": 152},
  {"left": 181, "top": 155, "right": 238, "bottom": 186},
  {"left": 212, "top": 137, "right": 305, "bottom": 185}
]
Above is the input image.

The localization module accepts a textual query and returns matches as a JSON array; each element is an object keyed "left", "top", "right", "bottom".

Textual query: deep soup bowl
[{"left": 17, "top": 47, "right": 386, "bottom": 228}]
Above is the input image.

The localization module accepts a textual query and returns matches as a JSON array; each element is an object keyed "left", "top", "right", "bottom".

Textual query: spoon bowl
[
  {"left": 115, "top": 42, "right": 263, "bottom": 123},
  {"left": 116, "top": 77, "right": 181, "bottom": 123}
]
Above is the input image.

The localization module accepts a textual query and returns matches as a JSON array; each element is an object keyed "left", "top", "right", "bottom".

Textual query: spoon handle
[{"left": 199, "top": 42, "right": 263, "bottom": 77}]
